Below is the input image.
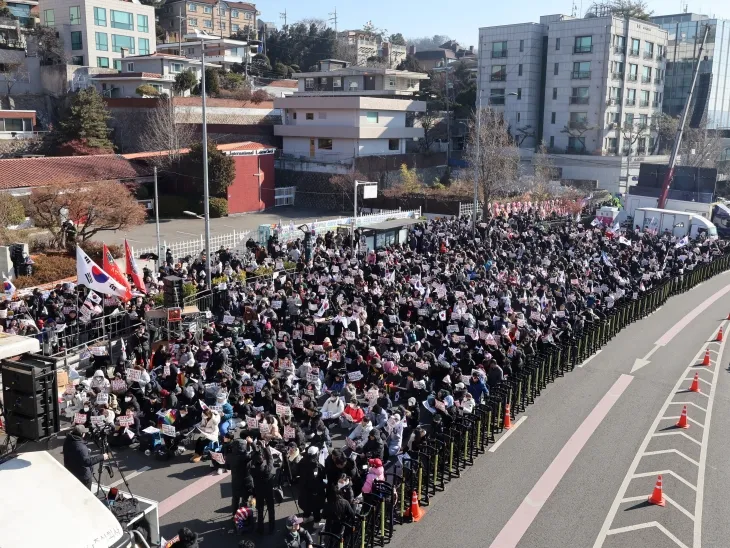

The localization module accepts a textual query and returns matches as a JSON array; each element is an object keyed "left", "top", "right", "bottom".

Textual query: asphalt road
[{"left": 39, "top": 270, "right": 730, "bottom": 548}]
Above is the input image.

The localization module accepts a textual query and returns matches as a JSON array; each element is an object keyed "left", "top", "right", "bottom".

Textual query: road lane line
[
  {"left": 489, "top": 374, "right": 633, "bottom": 548},
  {"left": 109, "top": 465, "right": 151, "bottom": 488},
  {"left": 642, "top": 449, "right": 700, "bottom": 466},
  {"left": 655, "top": 284, "right": 730, "bottom": 346},
  {"left": 578, "top": 350, "right": 602, "bottom": 368},
  {"left": 488, "top": 416, "right": 527, "bottom": 452},
  {"left": 632, "top": 470, "right": 697, "bottom": 491},
  {"left": 606, "top": 522, "right": 691, "bottom": 548},
  {"left": 158, "top": 470, "right": 228, "bottom": 518},
  {"left": 668, "top": 401, "right": 707, "bottom": 412}
]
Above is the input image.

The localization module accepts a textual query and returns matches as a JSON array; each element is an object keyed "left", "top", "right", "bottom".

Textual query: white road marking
[
  {"left": 176, "top": 231, "right": 198, "bottom": 237},
  {"left": 652, "top": 431, "right": 702, "bottom": 447},
  {"left": 660, "top": 416, "right": 705, "bottom": 428},
  {"left": 632, "top": 470, "right": 697, "bottom": 491},
  {"left": 488, "top": 416, "right": 527, "bottom": 452},
  {"left": 606, "top": 522, "right": 691, "bottom": 548},
  {"left": 631, "top": 345, "right": 662, "bottom": 373},
  {"left": 593, "top": 321, "right": 728, "bottom": 548},
  {"left": 578, "top": 350, "right": 602, "bottom": 368},
  {"left": 94, "top": 466, "right": 151, "bottom": 490},
  {"left": 668, "top": 401, "right": 707, "bottom": 412},
  {"left": 620, "top": 494, "right": 695, "bottom": 521}
]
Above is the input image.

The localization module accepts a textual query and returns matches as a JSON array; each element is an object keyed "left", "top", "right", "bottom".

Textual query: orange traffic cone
[
  {"left": 689, "top": 373, "right": 701, "bottom": 393},
  {"left": 702, "top": 350, "right": 711, "bottom": 366},
  {"left": 504, "top": 403, "right": 512, "bottom": 429},
  {"left": 675, "top": 405, "right": 689, "bottom": 429},
  {"left": 717, "top": 327, "right": 724, "bottom": 342},
  {"left": 648, "top": 475, "right": 666, "bottom": 506},
  {"left": 406, "top": 490, "right": 425, "bottom": 522}
]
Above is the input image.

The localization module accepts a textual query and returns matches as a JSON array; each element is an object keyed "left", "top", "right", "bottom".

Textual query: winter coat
[
  {"left": 321, "top": 397, "right": 345, "bottom": 419},
  {"left": 467, "top": 378, "right": 489, "bottom": 403},
  {"left": 298, "top": 454, "right": 326, "bottom": 508},
  {"left": 63, "top": 432, "right": 103, "bottom": 484},
  {"left": 386, "top": 419, "right": 405, "bottom": 456},
  {"left": 227, "top": 439, "right": 254, "bottom": 498},
  {"left": 198, "top": 411, "right": 221, "bottom": 442},
  {"left": 361, "top": 465, "right": 385, "bottom": 494}
]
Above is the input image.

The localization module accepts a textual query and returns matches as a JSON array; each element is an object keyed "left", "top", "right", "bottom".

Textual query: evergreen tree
[
  {"left": 185, "top": 139, "right": 235, "bottom": 197},
  {"left": 52, "top": 88, "right": 113, "bottom": 153}
]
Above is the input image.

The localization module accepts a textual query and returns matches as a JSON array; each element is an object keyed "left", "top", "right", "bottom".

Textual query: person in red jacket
[{"left": 340, "top": 399, "right": 364, "bottom": 428}]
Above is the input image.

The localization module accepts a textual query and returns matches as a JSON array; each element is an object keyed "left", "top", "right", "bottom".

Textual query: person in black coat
[
  {"left": 63, "top": 425, "right": 109, "bottom": 489},
  {"left": 297, "top": 446, "right": 326, "bottom": 524},
  {"left": 175, "top": 527, "right": 199, "bottom": 548},
  {"left": 250, "top": 441, "right": 276, "bottom": 534},
  {"left": 227, "top": 436, "right": 254, "bottom": 516}
]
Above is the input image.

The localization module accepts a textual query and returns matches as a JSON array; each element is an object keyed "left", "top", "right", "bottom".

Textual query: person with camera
[
  {"left": 250, "top": 439, "right": 276, "bottom": 534},
  {"left": 63, "top": 424, "right": 110, "bottom": 490}
]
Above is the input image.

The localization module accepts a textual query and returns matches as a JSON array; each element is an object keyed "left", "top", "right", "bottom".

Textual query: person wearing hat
[
  {"left": 284, "top": 515, "right": 313, "bottom": 548},
  {"left": 297, "top": 445, "right": 326, "bottom": 526},
  {"left": 361, "top": 457, "right": 385, "bottom": 496},
  {"left": 63, "top": 424, "right": 110, "bottom": 490}
]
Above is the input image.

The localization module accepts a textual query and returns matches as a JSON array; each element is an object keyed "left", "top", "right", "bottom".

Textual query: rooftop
[
  {"left": 92, "top": 72, "right": 165, "bottom": 79},
  {"left": 0, "top": 155, "right": 150, "bottom": 190},
  {"left": 164, "top": 0, "right": 255, "bottom": 8},
  {"left": 295, "top": 66, "right": 429, "bottom": 80},
  {"left": 413, "top": 49, "right": 457, "bottom": 61},
  {"left": 122, "top": 141, "right": 271, "bottom": 159}
]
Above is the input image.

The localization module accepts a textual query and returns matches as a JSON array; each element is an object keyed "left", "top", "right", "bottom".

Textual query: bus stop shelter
[{"left": 358, "top": 218, "right": 421, "bottom": 252}]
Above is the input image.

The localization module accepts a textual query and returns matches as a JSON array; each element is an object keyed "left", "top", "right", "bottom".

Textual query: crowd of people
[{"left": 49, "top": 208, "right": 728, "bottom": 545}]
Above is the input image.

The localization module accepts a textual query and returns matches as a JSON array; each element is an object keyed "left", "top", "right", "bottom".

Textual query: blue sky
[{"left": 258, "top": 0, "right": 730, "bottom": 46}]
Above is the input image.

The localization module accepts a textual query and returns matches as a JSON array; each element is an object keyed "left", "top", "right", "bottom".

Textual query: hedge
[
  {"left": 209, "top": 197, "right": 228, "bottom": 218},
  {"left": 13, "top": 254, "right": 76, "bottom": 289}
]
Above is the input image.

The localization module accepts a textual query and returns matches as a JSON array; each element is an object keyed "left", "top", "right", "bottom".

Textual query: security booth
[{"left": 358, "top": 218, "right": 421, "bottom": 252}]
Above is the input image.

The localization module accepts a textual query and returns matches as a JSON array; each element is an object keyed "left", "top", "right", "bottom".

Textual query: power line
[{"left": 279, "top": 9, "right": 287, "bottom": 28}]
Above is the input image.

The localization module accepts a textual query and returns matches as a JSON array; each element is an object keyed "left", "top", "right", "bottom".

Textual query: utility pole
[
  {"left": 201, "top": 39, "right": 212, "bottom": 289},
  {"left": 444, "top": 72, "right": 452, "bottom": 163},
  {"left": 329, "top": 7, "right": 338, "bottom": 33},
  {"left": 279, "top": 9, "right": 287, "bottom": 28},
  {"left": 472, "top": 43, "right": 482, "bottom": 233},
  {"left": 175, "top": 9, "right": 186, "bottom": 56},
  {"left": 153, "top": 166, "right": 161, "bottom": 267}
]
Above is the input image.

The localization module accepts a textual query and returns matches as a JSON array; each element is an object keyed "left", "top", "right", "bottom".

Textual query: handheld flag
[
  {"left": 76, "top": 247, "right": 129, "bottom": 298},
  {"left": 102, "top": 244, "right": 132, "bottom": 301},
  {"left": 675, "top": 235, "right": 689, "bottom": 248},
  {"left": 2, "top": 275, "right": 15, "bottom": 298},
  {"left": 124, "top": 240, "right": 147, "bottom": 294}
]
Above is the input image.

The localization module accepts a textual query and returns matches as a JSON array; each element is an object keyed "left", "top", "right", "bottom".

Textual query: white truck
[
  {"left": 0, "top": 451, "right": 161, "bottom": 548},
  {"left": 632, "top": 207, "right": 718, "bottom": 239}
]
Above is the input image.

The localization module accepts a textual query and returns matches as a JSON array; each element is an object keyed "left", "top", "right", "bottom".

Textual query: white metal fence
[
  {"left": 459, "top": 202, "right": 483, "bottom": 220},
  {"left": 133, "top": 229, "right": 252, "bottom": 262}
]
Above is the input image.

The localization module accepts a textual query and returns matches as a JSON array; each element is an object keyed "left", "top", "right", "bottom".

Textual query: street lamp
[{"left": 183, "top": 211, "right": 204, "bottom": 219}]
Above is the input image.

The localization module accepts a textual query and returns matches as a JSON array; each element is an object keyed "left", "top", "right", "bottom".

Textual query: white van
[{"left": 0, "top": 451, "right": 159, "bottom": 548}]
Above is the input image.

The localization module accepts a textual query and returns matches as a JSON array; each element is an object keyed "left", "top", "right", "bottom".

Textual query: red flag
[
  {"left": 102, "top": 244, "right": 132, "bottom": 301},
  {"left": 125, "top": 240, "right": 147, "bottom": 294}
]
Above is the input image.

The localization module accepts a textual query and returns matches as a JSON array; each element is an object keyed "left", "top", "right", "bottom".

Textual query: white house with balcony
[
  {"left": 155, "top": 29, "right": 256, "bottom": 70},
  {"left": 90, "top": 52, "right": 218, "bottom": 97},
  {"left": 274, "top": 63, "right": 427, "bottom": 163}
]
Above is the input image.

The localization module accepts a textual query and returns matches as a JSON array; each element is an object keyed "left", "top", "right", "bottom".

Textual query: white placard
[
  {"left": 74, "top": 413, "right": 87, "bottom": 424},
  {"left": 161, "top": 424, "right": 176, "bottom": 437}
]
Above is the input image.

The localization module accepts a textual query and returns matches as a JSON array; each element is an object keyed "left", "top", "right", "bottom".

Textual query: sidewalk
[{"left": 96, "top": 208, "right": 343, "bottom": 249}]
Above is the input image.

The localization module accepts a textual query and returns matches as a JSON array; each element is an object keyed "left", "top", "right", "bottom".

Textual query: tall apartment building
[
  {"left": 158, "top": 0, "right": 257, "bottom": 41},
  {"left": 479, "top": 13, "right": 668, "bottom": 156},
  {"left": 650, "top": 13, "right": 730, "bottom": 130},
  {"left": 40, "top": 0, "right": 156, "bottom": 69}
]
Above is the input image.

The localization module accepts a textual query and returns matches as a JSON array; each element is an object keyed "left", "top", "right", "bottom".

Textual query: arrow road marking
[{"left": 631, "top": 345, "right": 661, "bottom": 373}]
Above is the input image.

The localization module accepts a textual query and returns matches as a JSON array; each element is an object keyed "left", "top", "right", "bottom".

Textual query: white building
[
  {"left": 274, "top": 61, "right": 427, "bottom": 163},
  {"left": 155, "top": 29, "right": 257, "bottom": 70},
  {"left": 338, "top": 30, "right": 407, "bottom": 68},
  {"left": 479, "top": 13, "right": 667, "bottom": 157},
  {"left": 39, "top": 0, "right": 156, "bottom": 69}
]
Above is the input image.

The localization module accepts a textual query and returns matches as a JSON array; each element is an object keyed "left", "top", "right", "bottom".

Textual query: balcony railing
[
  {"left": 568, "top": 121, "right": 589, "bottom": 129},
  {"left": 641, "top": 76, "right": 652, "bottom": 84},
  {"left": 571, "top": 70, "right": 591, "bottom": 79},
  {"left": 605, "top": 147, "right": 618, "bottom": 154},
  {"left": 629, "top": 48, "right": 640, "bottom": 57},
  {"left": 489, "top": 96, "right": 505, "bottom": 105},
  {"left": 652, "top": 100, "right": 659, "bottom": 108},
  {"left": 625, "top": 99, "right": 636, "bottom": 106},
  {"left": 606, "top": 98, "right": 621, "bottom": 106},
  {"left": 639, "top": 100, "right": 650, "bottom": 107},
  {"left": 614, "top": 46, "right": 626, "bottom": 54},
  {"left": 643, "top": 51, "right": 654, "bottom": 60},
  {"left": 654, "top": 77, "right": 663, "bottom": 84},
  {"left": 611, "top": 72, "right": 624, "bottom": 80},
  {"left": 637, "top": 147, "right": 647, "bottom": 154},
  {"left": 490, "top": 73, "right": 506, "bottom": 82},
  {"left": 627, "top": 74, "right": 637, "bottom": 82},
  {"left": 656, "top": 53, "right": 665, "bottom": 61},
  {"left": 570, "top": 96, "right": 589, "bottom": 104},
  {"left": 491, "top": 50, "right": 507, "bottom": 58},
  {"left": 574, "top": 45, "right": 593, "bottom": 54}
]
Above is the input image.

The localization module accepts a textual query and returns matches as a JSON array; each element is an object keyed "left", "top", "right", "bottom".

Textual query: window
[
  {"left": 549, "top": 136, "right": 555, "bottom": 148},
  {"left": 203, "top": 20, "right": 212, "bottom": 28},
  {"left": 95, "top": 32, "right": 108, "bottom": 51},
  {"left": 219, "top": 22, "right": 226, "bottom": 30},
  {"left": 572, "top": 61, "right": 590, "bottom": 79},
  {"left": 518, "top": 64, "right": 523, "bottom": 76},
  {"left": 232, "top": 24, "right": 238, "bottom": 32},
  {"left": 640, "top": 90, "right": 650, "bottom": 107},
  {"left": 189, "top": 18, "right": 197, "bottom": 26},
  {"left": 244, "top": 11, "right": 252, "bottom": 20},
  {"left": 491, "top": 41, "right": 507, "bottom": 58},
  {"left": 644, "top": 40, "right": 654, "bottom": 58},
  {"left": 318, "top": 138, "right": 333, "bottom": 150},
  {"left": 388, "top": 139, "right": 399, "bottom": 151},
  {"left": 97, "top": 56, "right": 109, "bottom": 68},
  {"left": 656, "top": 45, "right": 664, "bottom": 59},
  {"left": 611, "top": 60, "right": 624, "bottom": 76},
  {"left": 570, "top": 86, "right": 589, "bottom": 104},
  {"left": 203, "top": 5, "right": 212, "bottom": 13},
  {"left": 333, "top": 77, "right": 342, "bottom": 88},
  {"left": 186, "top": 47, "right": 194, "bottom": 54},
  {"left": 516, "top": 88, "right": 522, "bottom": 100},
  {"left": 122, "top": 62, "right": 132, "bottom": 72},
  {"left": 556, "top": 37, "right": 561, "bottom": 50},
  {"left": 231, "top": 9, "right": 239, "bottom": 17},
  {"left": 71, "top": 31, "right": 82, "bottom": 50},
  {"left": 554, "top": 62, "right": 559, "bottom": 75},
  {"left": 94, "top": 7, "right": 106, "bottom": 26},
  {"left": 70, "top": 6, "right": 81, "bottom": 25},
  {"left": 367, "top": 112, "right": 379, "bottom": 123},
  {"left": 606, "top": 137, "right": 617, "bottom": 151},
  {"left": 112, "top": 34, "right": 135, "bottom": 54},
  {"left": 607, "top": 112, "right": 620, "bottom": 124},
  {"left": 187, "top": 2, "right": 196, "bottom": 11},
  {"left": 317, "top": 112, "right": 327, "bottom": 120},
  {"left": 113, "top": 59, "right": 121, "bottom": 70},
  {"left": 305, "top": 112, "right": 314, "bottom": 120},
  {"left": 625, "top": 113, "right": 634, "bottom": 126},
  {"left": 519, "top": 39, "right": 524, "bottom": 52},
  {"left": 217, "top": 6, "right": 226, "bottom": 15},
  {"left": 641, "top": 66, "right": 652, "bottom": 83},
  {"left": 552, "top": 87, "right": 557, "bottom": 100},
  {"left": 489, "top": 88, "right": 505, "bottom": 105},
  {"left": 639, "top": 113, "right": 648, "bottom": 126},
  {"left": 625, "top": 88, "right": 635, "bottom": 104},
  {"left": 569, "top": 112, "right": 588, "bottom": 128},
  {"left": 170, "top": 62, "right": 183, "bottom": 73},
  {"left": 490, "top": 65, "right": 506, "bottom": 81},
  {"left": 71, "top": 55, "right": 83, "bottom": 65},
  {"left": 628, "top": 63, "right": 638, "bottom": 81},
  {"left": 614, "top": 35, "right": 626, "bottom": 51},
  {"left": 637, "top": 137, "right": 647, "bottom": 152},
  {"left": 551, "top": 112, "right": 556, "bottom": 124},
  {"left": 517, "top": 112, "right": 521, "bottom": 122},
  {"left": 574, "top": 36, "right": 593, "bottom": 53},
  {"left": 43, "top": 9, "right": 54, "bottom": 26},
  {"left": 568, "top": 136, "right": 586, "bottom": 152},
  {"left": 138, "top": 38, "right": 149, "bottom": 55},
  {"left": 137, "top": 14, "right": 149, "bottom": 33},
  {"left": 630, "top": 38, "right": 640, "bottom": 56},
  {"left": 111, "top": 10, "right": 133, "bottom": 30}
]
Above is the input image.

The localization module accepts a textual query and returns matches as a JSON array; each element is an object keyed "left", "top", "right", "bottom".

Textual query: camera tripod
[{"left": 92, "top": 428, "right": 135, "bottom": 501}]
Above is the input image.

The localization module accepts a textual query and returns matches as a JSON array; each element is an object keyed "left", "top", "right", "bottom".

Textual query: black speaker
[
  {"left": 163, "top": 275, "right": 183, "bottom": 308},
  {"left": 1, "top": 356, "right": 59, "bottom": 441}
]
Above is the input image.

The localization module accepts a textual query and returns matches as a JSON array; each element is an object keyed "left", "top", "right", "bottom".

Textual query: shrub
[
  {"left": 0, "top": 194, "right": 26, "bottom": 226},
  {"left": 252, "top": 266, "right": 274, "bottom": 279},
  {"left": 283, "top": 260, "right": 297, "bottom": 270},
  {"left": 152, "top": 292, "right": 165, "bottom": 306},
  {"left": 13, "top": 254, "right": 76, "bottom": 289},
  {"left": 209, "top": 197, "right": 228, "bottom": 218},
  {"left": 81, "top": 242, "right": 124, "bottom": 265},
  {"left": 182, "top": 282, "right": 197, "bottom": 300}
]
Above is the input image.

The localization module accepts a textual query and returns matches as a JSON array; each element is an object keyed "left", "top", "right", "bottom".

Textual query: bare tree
[
  {"left": 0, "top": 59, "right": 29, "bottom": 97},
  {"left": 620, "top": 120, "right": 650, "bottom": 155},
  {"left": 560, "top": 121, "right": 595, "bottom": 153},
  {"left": 464, "top": 108, "right": 520, "bottom": 211},
  {"left": 417, "top": 111, "right": 445, "bottom": 152},
  {"left": 515, "top": 125, "right": 536, "bottom": 147},
  {"left": 678, "top": 117, "right": 723, "bottom": 168},
  {"left": 27, "top": 25, "right": 66, "bottom": 65},
  {"left": 332, "top": 39, "right": 359, "bottom": 66},
  {"left": 589, "top": 0, "right": 652, "bottom": 19},
  {"left": 650, "top": 112, "right": 678, "bottom": 154},
  {"left": 139, "top": 97, "right": 195, "bottom": 168}
]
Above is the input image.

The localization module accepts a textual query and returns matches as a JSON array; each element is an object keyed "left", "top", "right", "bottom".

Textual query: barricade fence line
[{"left": 347, "top": 250, "right": 730, "bottom": 548}]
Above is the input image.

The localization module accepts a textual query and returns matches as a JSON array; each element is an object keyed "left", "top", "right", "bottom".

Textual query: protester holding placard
[{"left": 190, "top": 408, "right": 221, "bottom": 463}]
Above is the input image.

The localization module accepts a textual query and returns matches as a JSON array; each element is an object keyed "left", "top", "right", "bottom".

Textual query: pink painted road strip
[
  {"left": 489, "top": 374, "right": 634, "bottom": 548},
  {"left": 158, "top": 472, "right": 228, "bottom": 518},
  {"left": 655, "top": 282, "right": 730, "bottom": 346}
]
